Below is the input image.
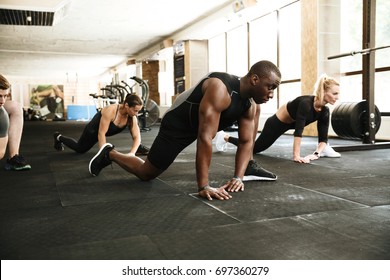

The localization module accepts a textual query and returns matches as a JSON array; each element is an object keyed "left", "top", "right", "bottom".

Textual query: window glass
[
  {"left": 375, "top": 0, "right": 390, "bottom": 68},
  {"left": 249, "top": 12, "right": 279, "bottom": 114},
  {"left": 375, "top": 0, "right": 390, "bottom": 112},
  {"left": 270, "top": 1, "right": 301, "bottom": 115},
  {"left": 260, "top": 95, "right": 278, "bottom": 115},
  {"left": 278, "top": 82, "right": 301, "bottom": 108},
  {"left": 249, "top": 12, "right": 278, "bottom": 66},
  {"left": 340, "top": 0, "right": 362, "bottom": 72},
  {"left": 339, "top": 0, "right": 390, "bottom": 113},
  {"left": 339, "top": 75, "right": 363, "bottom": 103},
  {"left": 208, "top": 33, "right": 227, "bottom": 72},
  {"left": 279, "top": 2, "right": 301, "bottom": 81},
  {"left": 226, "top": 24, "right": 249, "bottom": 76},
  {"left": 375, "top": 71, "right": 390, "bottom": 112}
]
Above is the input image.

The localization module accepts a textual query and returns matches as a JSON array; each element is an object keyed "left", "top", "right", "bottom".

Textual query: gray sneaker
[
  {"left": 243, "top": 160, "right": 277, "bottom": 181},
  {"left": 89, "top": 143, "right": 114, "bottom": 176}
]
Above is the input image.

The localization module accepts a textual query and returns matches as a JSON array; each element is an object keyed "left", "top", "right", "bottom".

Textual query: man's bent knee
[{"left": 137, "top": 160, "right": 163, "bottom": 181}]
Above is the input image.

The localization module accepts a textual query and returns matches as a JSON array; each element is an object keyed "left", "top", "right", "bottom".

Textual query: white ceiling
[{"left": 0, "top": 0, "right": 238, "bottom": 80}]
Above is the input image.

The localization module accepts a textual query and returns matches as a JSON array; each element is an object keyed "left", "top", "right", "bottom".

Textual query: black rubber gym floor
[{"left": 1, "top": 121, "right": 389, "bottom": 260}]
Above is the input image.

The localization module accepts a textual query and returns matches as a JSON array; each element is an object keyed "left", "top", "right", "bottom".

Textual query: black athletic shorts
[{"left": 147, "top": 125, "right": 197, "bottom": 171}]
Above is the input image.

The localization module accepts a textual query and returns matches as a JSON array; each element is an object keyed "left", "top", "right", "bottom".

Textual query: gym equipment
[
  {"left": 89, "top": 90, "right": 119, "bottom": 112},
  {"left": 331, "top": 101, "right": 381, "bottom": 140},
  {"left": 327, "top": 0, "right": 390, "bottom": 151},
  {"left": 129, "top": 76, "right": 160, "bottom": 131},
  {"left": 327, "top": 45, "right": 390, "bottom": 60},
  {"left": 100, "top": 87, "right": 117, "bottom": 99},
  {"left": 120, "top": 80, "right": 134, "bottom": 95},
  {"left": 142, "top": 98, "right": 160, "bottom": 128},
  {"left": 89, "top": 76, "right": 160, "bottom": 130},
  {"left": 104, "top": 85, "right": 126, "bottom": 103}
]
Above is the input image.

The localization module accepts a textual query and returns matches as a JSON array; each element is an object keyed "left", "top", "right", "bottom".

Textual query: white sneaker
[
  {"left": 214, "top": 131, "right": 227, "bottom": 152},
  {"left": 320, "top": 144, "right": 341, "bottom": 158}
]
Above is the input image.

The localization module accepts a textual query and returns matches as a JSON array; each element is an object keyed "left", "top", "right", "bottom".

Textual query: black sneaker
[
  {"left": 89, "top": 143, "right": 114, "bottom": 176},
  {"left": 53, "top": 132, "right": 64, "bottom": 151},
  {"left": 135, "top": 144, "right": 150, "bottom": 156},
  {"left": 243, "top": 160, "right": 277, "bottom": 181},
  {"left": 4, "top": 155, "right": 31, "bottom": 171}
]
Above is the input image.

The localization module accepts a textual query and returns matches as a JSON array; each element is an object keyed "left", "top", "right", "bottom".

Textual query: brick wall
[{"left": 142, "top": 61, "right": 160, "bottom": 105}]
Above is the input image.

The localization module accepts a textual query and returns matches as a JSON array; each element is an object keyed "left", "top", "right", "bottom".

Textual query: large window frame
[
  {"left": 339, "top": 0, "right": 390, "bottom": 114},
  {"left": 209, "top": 1, "right": 302, "bottom": 116}
]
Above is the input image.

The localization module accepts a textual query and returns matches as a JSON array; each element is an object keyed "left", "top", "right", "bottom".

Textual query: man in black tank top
[{"left": 89, "top": 61, "right": 281, "bottom": 201}]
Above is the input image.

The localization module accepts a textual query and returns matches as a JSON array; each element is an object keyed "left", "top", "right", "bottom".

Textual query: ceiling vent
[{"left": 0, "top": 0, "right": 71, "bottom": 26}]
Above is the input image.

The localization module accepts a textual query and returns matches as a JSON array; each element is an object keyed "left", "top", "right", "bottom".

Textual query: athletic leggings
[
  {"left": 228, "top": 114, "right": 295, "bottom": 154},
  {"left": 60, "top": 129, "right": 98, "bottom": 154},
  {"left": 59, "top": 120, "right": 100, "bottom": 153}
]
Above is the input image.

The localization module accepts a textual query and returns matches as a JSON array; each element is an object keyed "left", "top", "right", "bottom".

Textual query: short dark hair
[
  {"left": 124, "top": 93, "right": 143, "bottom": 107},
  {"left": 247, "top": 60, "right": 281, "bottom": 79},
  {"left": 0, "top": 74, "right": 11, "bottom": 90}
]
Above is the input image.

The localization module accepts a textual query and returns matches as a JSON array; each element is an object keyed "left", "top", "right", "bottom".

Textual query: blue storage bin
[{"left": 67, "top": 105, "right": 97, "bottom": 120}]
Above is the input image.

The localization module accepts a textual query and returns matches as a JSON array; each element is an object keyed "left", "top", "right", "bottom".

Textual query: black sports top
[
  {"left": 87, "top": 105, "right": 130, "bottom": 137},
  {"left": 162, "top": 72, "right": 252, "bottom": 133},
  {"left": 286, "top": 95, "right": 329, "bottom": 142},
  {"left": 0, "top": 106, "right": 9, "bottom": 137}
]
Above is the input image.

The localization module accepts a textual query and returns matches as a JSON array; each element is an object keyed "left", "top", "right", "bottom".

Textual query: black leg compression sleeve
[
  {"left": 227, "top": 114, "right": 294, "bottom": 154},
  {"left": 228, "top": 135, "right": 239, "bottom": 146}
]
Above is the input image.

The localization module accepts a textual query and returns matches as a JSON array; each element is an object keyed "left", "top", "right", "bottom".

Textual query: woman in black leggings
[
  {"left": 216, "top": 74, "right": 341, "bottom": 163},
  {"left": 53, "top": 94, "right": 149, "bottom": 155}
]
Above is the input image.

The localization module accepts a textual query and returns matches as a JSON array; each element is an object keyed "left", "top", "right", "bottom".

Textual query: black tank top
[
  {"left": 162, "top": 72, "right": 252, "bottom": 133},
  {"left": 87, "top": 105, "right": 130, "bottom": 137}
]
